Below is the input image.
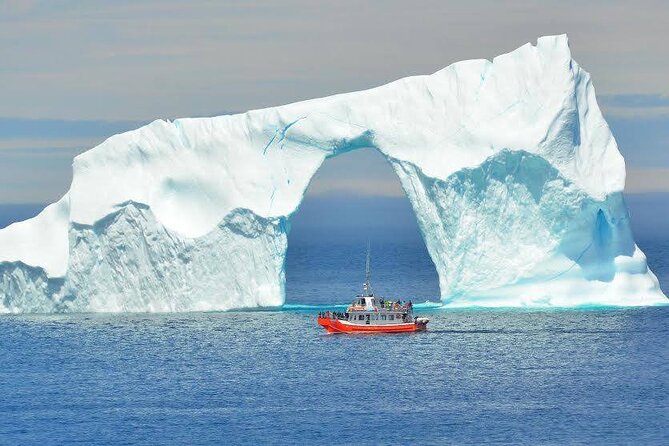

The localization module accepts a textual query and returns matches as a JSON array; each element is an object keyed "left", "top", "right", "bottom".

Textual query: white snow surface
[{"left": 0, "top": 35, "right": 666, "bottom": 312}]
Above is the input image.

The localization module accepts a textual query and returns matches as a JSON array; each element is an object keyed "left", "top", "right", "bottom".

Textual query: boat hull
[{"left": 317, "top": 317, "right": 427, "bottom": 333}]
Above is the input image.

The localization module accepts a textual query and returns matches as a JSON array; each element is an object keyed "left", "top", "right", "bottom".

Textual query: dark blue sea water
[
  {"left": 1, "top": 197, "right": 668, "bottom": 445},
  {"left": 2, "top": 307, "right": 668, "bottom": 445}
]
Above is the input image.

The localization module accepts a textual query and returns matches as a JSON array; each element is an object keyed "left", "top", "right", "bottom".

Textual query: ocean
[{"left": 0, "top": 198, "right": 668, "bottom": 445}]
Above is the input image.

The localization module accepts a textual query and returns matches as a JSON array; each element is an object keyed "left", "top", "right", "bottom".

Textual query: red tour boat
[{"left": 317, "top": 245, "right": 429, "bottom": 334}]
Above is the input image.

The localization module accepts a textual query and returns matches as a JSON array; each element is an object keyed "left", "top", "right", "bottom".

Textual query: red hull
[{"left": 318, "top": 317, "right": 427, "bottom": 333}]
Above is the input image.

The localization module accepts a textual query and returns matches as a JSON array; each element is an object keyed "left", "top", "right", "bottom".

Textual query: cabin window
[
  {"left": 389, "top": 315, "right": 394, "bottom": 320},
  {"left": 381, "top": 315, "right": 386, "bottom": 320},
  {"left": 358, "top": 315, "right": 364, "bottom": 321}
]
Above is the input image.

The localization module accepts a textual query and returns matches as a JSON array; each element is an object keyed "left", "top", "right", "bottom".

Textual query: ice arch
[
  {"left": 283, "top": 147, "right": 440, "bottom": 305},
  {"left": 0, "top": 35, "right": 666, "bottom": 312}
]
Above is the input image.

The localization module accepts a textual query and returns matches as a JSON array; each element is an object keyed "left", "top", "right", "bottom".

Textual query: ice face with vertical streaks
[{"left": 0, "top": 35, "right": 665, "bottom": 312}]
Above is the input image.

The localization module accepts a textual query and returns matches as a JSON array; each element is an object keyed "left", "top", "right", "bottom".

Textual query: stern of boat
[{"left": 415, "top": 317, "right": 429, "bottom": 331}]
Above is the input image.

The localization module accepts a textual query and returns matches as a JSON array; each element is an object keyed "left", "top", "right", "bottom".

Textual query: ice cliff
[{"left": 0, "top": 35, "right": 665, "bottom": 312}]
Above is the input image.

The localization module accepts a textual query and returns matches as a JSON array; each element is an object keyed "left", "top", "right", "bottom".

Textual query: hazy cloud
[
  {"left": 601, "top": 94, "right": 669, "bottom": 109},
  {"left": 306, "top": 178, "right": 404, "bottom": 198},
  {"left": 306, "top": 149, "right": 404, "bottom": 198},
  {"left": 1, "top": 1, "right": 668, "bottom": 120},
  {"left": 0, "top": 147, "right": 75, "bottom": 203},
  {"left": 0, "top": 117, "right": 146, "bottom": 139},
  {"left": 599, "top": 94, "right": 669, "bottom": 118},
  {"left": 608, "top": 115, "right": 669, "bottom": 167},
  {"left": 626, "top": 169, "right": 669, "bottom": 194}
]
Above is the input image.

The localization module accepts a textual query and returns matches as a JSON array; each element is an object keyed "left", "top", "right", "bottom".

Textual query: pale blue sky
[{"left": 0, "top": 0, "right": 668, "bottom": 203}]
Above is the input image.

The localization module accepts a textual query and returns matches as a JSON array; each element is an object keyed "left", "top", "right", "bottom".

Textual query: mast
[{"left": 363, "top": 241, "right": 373, "bottom": 297}]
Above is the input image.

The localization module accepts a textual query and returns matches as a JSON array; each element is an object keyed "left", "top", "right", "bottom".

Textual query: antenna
[{"left": 363, "top": 241, "right": 373, "bottom": 296}]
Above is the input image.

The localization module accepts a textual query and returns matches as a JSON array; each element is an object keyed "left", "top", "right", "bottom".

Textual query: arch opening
[{"left": 284, "top": 147, "right": 440, "bottom": 306}]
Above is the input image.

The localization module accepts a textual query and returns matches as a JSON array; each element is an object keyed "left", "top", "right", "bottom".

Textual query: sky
[{"left": 0, "top": 0, "right": 668, "bottom": 205}]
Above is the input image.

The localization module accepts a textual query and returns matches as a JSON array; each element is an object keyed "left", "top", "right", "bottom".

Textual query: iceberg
[{"left": 0, "top": 35, "right": 665, "bottom": 312}]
